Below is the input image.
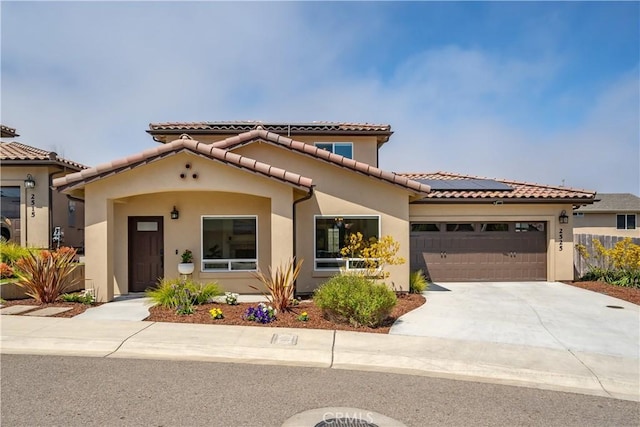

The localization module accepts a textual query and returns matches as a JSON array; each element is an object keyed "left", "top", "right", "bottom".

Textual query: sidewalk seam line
[
  {"left": 330, "top": 330, "right": 336, "bottom": 368},
  {"left": 103, "top": 322, "right": 156, "bottom": 358},
  {"left": 526, "top": 302, "right": 614, "bottom": 398}
]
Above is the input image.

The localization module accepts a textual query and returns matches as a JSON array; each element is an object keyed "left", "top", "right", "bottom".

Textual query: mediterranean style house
[
  {"left": 52, "top": 121, "right": 596, "bottom": 302},
  {"left": 1, "top": 126, "right": 86, "bottom": 250}
]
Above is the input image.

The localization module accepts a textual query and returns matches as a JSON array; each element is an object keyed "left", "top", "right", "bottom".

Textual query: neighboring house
[
  {"left": 53, "top": 121, "right": 595, "bottom": 302},
  {"left": 0, "top": 133, "right": 87, "bottom": 250},
  {"left": 573, "top": 193, "right": 640, "bottom": 238}
]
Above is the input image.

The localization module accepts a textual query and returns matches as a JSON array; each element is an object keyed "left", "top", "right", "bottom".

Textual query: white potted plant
[{"left": 178, "top": 249, "right": 195, "bottom": 275}]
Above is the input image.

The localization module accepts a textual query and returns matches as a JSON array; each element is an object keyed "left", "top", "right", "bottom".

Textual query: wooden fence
[{"left": 573, "top": 234, "right": 640, "bottom": 279}]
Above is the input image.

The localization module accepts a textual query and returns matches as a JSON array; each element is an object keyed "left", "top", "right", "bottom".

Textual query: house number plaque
[
  {"left": 30, "top": 194, "right": 36, "bottom": 217},
  {"left": 558, "top": 227, "right": 563, "bottom": 251}
]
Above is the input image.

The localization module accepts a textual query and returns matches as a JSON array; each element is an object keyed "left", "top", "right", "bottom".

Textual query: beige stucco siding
[
  {"left": 574, "top": 213, "right": 639, "bottom": 238},
  {"left": 409, "top": 203, "right": 576, "bottom": 281},
  {"left": 170, "top": 134, "right": 380, "bottom": 166},
  {"left": 82, "top": 152, "right": 297, "bottom": 300},
  {"left": 1, "top": 166, "right": 83, "bottom": 249},
  {"left": 233, "top": 143, "right": 413, "bottom": 293}
]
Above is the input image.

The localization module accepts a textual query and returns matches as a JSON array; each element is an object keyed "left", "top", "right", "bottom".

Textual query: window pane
[
  {"left": 616, "top": 215, "right": 625, "bottom": 230},
  {"left": 411, "top": 223, "right": 440, "bottom": 232},
  {"left": 515, "top": 222, "right": 545, "bottom": 232},
  {"left": 334, "top": 143, "right": 353, "bottom": 159},
  {"left": 1, "top": 187, "right": 20, "bottom": 220},
  {"left": 315, "top": 216, "right": 379, "bottom": 261},
  {"left": 446, "top": 223, "right": 474, "bottom": 232},
  {"left": 627, "top": 215, "right": 636, "bottom": 229},
  {"left": 480, "top": 223, "right": 509, "bottom": 232},
  {"left": 316, "top": 143, "right": 333, "bottom": 153},
  {"left": 202, "top": 217, "right": 256, "bottom": 265},
  {"left": 137, "top": 221, "right": 158, "bottom": 231}
]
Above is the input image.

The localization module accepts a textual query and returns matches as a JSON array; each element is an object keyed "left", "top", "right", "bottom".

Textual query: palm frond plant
[
  {"left": 14, "top": 247, "right": 80, "bottom": 303},
  {"left": 250, "top": 257, "right": 303, "bottom": 313}
]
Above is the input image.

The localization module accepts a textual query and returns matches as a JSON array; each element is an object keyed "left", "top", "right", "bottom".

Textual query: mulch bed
[
  {"left": 563, "top": 281, "right": 640, "bottom": 305},
  {"left": 0, "top": 298, "right": 102, "bottom": 317},
  {"left": 146, "top": 293, "right": 426, "bottom": 334}
]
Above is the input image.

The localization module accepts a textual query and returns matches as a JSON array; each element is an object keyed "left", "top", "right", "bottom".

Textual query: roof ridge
[{"left": 210, "top": 129, "right": 429, "bottom": 195}]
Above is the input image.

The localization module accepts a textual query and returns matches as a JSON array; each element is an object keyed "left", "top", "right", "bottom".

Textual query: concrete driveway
[{"left": 390, "top": 281, "right": 639, "bottom": 359}]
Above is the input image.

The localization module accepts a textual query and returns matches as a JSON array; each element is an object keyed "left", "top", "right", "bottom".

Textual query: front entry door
[{"left": 128, "top": 216, "right": 164, "bottom": 292}]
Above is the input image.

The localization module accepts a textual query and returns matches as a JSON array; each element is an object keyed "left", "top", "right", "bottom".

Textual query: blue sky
[{"left": 2, "top": 1, "right": 638, "bottom": 194}]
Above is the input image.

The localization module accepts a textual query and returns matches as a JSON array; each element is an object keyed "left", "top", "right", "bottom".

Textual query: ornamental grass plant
[
  {"left": 14, "top": 247, "right": 81, "bottom": 303},
  {"left": 313, "top": 273, "right": 397, "bottom": 328},
  {"left": 250, "top": 257, "right": 302, "bottom": 313},
  {"left": 146, "top": 278, "right": 222, "bottom": 315}
]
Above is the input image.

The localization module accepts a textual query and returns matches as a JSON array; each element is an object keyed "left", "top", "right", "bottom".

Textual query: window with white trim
[
  {"left": 201, "top": 216, "right": 257, "bottom": 271},
  {"left": 617, "top": 214, "right": 636, "bottom": 230},
  {"left": 314, "top": 215, "right": 379, "bottom": 270},
  {"left": 315, "top": 142, "right": 353, "bottom": 159}
]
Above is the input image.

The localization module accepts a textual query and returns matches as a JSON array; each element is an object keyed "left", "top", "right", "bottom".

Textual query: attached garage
[{"left": 410, "top": 221, "right": 547, "bottom": 281}]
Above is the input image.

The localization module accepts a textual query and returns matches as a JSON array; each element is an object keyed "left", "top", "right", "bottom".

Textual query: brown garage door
[{"left": 410, "top": 222, "right": 547, "bottom": 281}]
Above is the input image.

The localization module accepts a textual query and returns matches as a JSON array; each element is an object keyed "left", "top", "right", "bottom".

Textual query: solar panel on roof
[{"left": 417, "top": 179, "right": 513, "bottom": 191}]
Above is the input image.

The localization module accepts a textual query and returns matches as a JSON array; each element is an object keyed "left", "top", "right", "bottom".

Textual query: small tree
[{"left": 340, "top": 232, "right": 405, "bottom": 280}]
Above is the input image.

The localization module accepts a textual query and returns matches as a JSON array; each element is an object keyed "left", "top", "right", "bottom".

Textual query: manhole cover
[
  {"left": 606, "top": 305, "right": 624, "bottom": 309},
  {"left": 282, "top": 407, "right": 406, "bottom": 427},
  {"left": 315, "top": 418, "right": 378, "bottom": 427}
]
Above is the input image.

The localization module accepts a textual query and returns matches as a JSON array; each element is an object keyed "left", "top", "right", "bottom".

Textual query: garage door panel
[{"left": 410, "top": 222, "right": 547, "bottom": 282}]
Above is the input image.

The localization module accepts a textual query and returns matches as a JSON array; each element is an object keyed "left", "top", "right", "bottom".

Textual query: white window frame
[
  {"left": 616, "top": 214, "right": 637, "bottom": 230},
  {"left": 314, "top": 142, "right": 353, "bottom": 159},
  {"left": 313, "top": 214, "right": 380, "bottom": 271},
  {"left": 201, "top": 215, "right": 258, "bottom": 272}
]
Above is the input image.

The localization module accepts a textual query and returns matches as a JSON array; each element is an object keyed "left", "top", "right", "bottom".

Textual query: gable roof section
[
  {"left": 210, "top": 128, "right": 430, "bottom": 195},
  {"left": 401, "top": 171, "right": 596, "bottom": 203},
  {"left": 1, "top": 142, "right": 86, "bottom": 171},
  {"left": 574, "top": 193, "right": 640, "bottom": 213},
  {"left": 148, "top": 121, "right": 393, "bottom": 145},
  {"left": 52, "top": 136, "right": 313, "bottom": 192}
]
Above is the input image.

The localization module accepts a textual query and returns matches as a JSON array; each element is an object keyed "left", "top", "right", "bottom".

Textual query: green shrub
[
  {"left": 61, "top": 291, "right": 95, "bottom": 305},
  {"left": 0, "top": 241, "right": 33, "bottom": 266},
  {"left": 313, "top": 274, "right": 397, "bottom": 328},
  {"left": 146, "top": 278, "right": 222, "bottom": 315},
  {"left": 409, "top": 270, "right": 428, "bottom": 293}
]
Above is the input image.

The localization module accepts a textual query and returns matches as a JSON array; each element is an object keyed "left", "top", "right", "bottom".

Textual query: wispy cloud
[{"left": 2, "top": 2, "right": 638, "bottom": 194}]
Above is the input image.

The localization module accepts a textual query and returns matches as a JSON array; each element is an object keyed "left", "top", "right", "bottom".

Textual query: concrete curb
[{"left": 1, "top": 315, "right": 638, "bottom": 402}]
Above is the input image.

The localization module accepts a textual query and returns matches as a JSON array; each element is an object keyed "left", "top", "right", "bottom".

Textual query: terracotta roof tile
[
  {"left": 400, "top": 171, "right": 595, "bottom": 201},
  {"left": 52, "top": 138, "right": 313, "bottom": 191},
  {"left": 0, "top": 142, "right": 86, "bottom": 170},
  {"left": 211, "top": 129, "right": 430, "bottom": 195},
  {"left": 148, "top": 121, "right": 391, "bottom": 133}
]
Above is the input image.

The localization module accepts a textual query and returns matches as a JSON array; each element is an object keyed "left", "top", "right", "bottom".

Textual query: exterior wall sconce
[
  {"left": 559, "top": 210, "right": 569, "bottom": 224},
  {"left": 171, "top": 206, "right": 179, "bottom": 220},
  {"left": 24, "top": 174, "right": 36, "bottom": 189}
]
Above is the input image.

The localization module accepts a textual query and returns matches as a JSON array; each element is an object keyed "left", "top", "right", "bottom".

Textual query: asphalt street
[{"left": 1, "top": 355, "right": 638, "bottom": 427}]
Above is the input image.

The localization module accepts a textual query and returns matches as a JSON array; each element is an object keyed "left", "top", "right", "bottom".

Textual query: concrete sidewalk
[{"left": 1, "top": 315, "right": 638, "bottom": 402}]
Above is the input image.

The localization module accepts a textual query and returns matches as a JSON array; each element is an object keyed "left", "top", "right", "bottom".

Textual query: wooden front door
[{"left": 128, "top": 216, "right": 164, "bottom": 292}]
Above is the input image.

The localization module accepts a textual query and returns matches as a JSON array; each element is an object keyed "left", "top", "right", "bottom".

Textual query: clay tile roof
[
  {"left": 1, "top": 125, "right": 19, "bottom": 138},
  {"left": 52, "top": 138, "right": 313, "bottom": 191},
  {"left": 211, "top": 129, "right": 430, "bottom": 195},
  {"left": 400, "top": 171, "right": 596, "bottom": 202},
  {"left": 0, "top": 141, "right": 86, "bottom": 170},
  {"left": 147, "top": 121, "right": 393, "bottom": 144}
]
